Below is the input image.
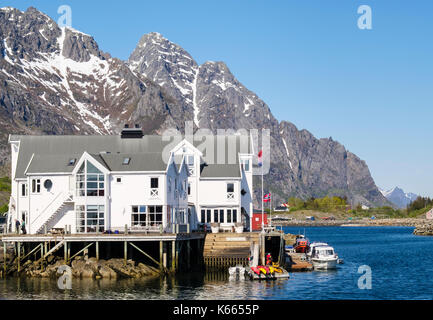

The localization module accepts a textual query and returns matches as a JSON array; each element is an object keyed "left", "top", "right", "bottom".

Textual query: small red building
[{"left": 252, "top": 211, "right": 268, "bottom": 231}]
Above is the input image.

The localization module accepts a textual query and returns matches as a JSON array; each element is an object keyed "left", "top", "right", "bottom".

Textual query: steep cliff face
[
  {"left": 0, "top": 7, "right": 389, "bottom": 207},
  {"left": 128, "top": 32, "right": 388, "bottom": 207}
]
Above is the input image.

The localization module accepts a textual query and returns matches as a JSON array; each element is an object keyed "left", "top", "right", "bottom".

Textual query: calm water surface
[{"left": 1, "top": 226, "right": 433, "bottom": 300}]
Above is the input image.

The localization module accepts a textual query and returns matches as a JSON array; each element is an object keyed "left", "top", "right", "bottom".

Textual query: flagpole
[
  {"left": 261, "top": 162, "right": 264, "bottom": 233},
  {"left": 270, "top": 192, "right": 272, "bottom": 228}
]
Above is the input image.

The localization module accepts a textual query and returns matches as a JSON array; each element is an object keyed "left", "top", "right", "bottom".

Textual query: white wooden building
[{"left": 6, "top": 128, "right": 254, "bottom": 235}]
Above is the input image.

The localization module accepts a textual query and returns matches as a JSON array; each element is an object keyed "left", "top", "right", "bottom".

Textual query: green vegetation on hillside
[
  {"left": 0, "top": 177, "right": 11, "bottom": 216},
  {"left": 281, "top": 195, "right": 433, "bottom": 219}
]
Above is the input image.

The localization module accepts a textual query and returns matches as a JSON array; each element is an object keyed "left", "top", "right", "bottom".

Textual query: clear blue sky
[{"left": 8, "top": 0, "right": 433, "bottom": 197}]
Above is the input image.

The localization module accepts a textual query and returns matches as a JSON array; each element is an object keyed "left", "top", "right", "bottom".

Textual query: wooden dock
[
  {"left": 0, "top": 232, "right": 205, "bottom": 277},
  {"left": 203, "top": 233, "right": 259, "bottom": 269},
  {"left": 285, "top": 252, "right": 313, "bottom": 272}
]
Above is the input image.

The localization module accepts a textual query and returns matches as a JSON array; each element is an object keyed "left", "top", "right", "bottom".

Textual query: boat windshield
[{"left": 317, "top": 249, "right": 334, "bottom": 256}]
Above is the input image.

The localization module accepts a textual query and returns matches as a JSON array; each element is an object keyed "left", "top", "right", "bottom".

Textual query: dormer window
[
  {"left": 123, "top": 157, "right": 131, "bottom": 165},
  {"left": 68, "top": 159, "right": 77, "bottom": 166},
  {"left": 241, "top": 159, "right": 250, "bottom": 172}
]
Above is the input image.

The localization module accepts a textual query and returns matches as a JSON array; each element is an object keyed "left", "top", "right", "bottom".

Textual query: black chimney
[{"left": 121, "top": 124, "right": 143, "bottom": 139}]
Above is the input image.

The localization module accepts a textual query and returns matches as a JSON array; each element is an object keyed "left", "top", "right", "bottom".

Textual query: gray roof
[
  {"left": 200, "top": 164, "right": 241, "bottom": 179},
  {"left": 98, "top": 153, "right": 167, "bottom": 172},
  {"left": 11, "top": 134, "right": 252, "bottom": 179}
]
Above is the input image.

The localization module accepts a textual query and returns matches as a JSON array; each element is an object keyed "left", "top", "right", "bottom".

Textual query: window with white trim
[
  {"left": 241, "top": 159, "right": 250, "bottom": 171},
  {"left": 76, "top": 205, "right": 105, "bottom": 233},
  {"left": 21, "top": 183, "right": 28, "bottom": 197},
  {"left": 31, "top": 179, "right": 41, "bottom": 194},
  {"left": 227, "top": 183, "right": 235, "bottom": 200},
  {"left": 150, "top": 178, "right": 159, "bottom": 197}
]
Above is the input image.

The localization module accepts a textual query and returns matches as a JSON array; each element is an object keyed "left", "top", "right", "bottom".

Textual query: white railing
[
  {"left": 31, "top": 192, "right": 73, "bottom": 234},
  {"left": 150, "top": 188, "right": 159, "bottom": 198}
]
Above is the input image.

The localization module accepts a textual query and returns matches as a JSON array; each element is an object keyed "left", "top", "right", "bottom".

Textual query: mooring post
[
  {"left": 3, "top": 241, "right": 7, "bottom": 276},
  {"left": 175, "top": 241, "right": 180, "bottom": 272},
  {"left": 96, "top": 241, "right": 99, "bottom": 261},
  {"left": 124, "top": 241, "right": 127, "bottom": 266},
  {"left": 187, "top": 240, "right": 191, "bottom": 270},
  {"left": 159, "top": 241, "right": 163, "bottom": 272},
  {"left": 64, "top": 241, "right": 67, "bottom": 263},
  {"left": 17, "top": 242, "right": 20, "bottom": 274},
  {"left": 171, "top": 240, "right": 176, "bottom": 273},
  {"left": 67, "top": 241, "right": 71, "bottom": 262}
]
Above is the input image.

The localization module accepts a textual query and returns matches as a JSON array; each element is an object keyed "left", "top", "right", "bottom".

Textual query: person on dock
[
  {"left": 266, "top": 253, "right": 272, "bottom": 265},
  {"left": 15, "top": 220, "right": 20, "bottom": 234},
  {"left": 21, "top": 220, "right": 27, "bottom": 235}
]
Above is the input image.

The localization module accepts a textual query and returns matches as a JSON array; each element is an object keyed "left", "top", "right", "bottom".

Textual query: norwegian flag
[
  {"left": 282, "top": 203, "right": 289, "bottom": 208},
  {"left": 258, "top": 150, "right": 263, "bottom": 167},
  {"left": 263, "top": 193, "right": 271, "bottom": 202}
]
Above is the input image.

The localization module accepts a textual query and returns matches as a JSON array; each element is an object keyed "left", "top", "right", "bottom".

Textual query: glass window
[
  {"left": 188, "top": 183, "right": 191, "bottom": 196},
  {"left": 227, "top": 209, "right": 232, "bottom": 223},
  {"left": 201, "top": 210, "right": 205, "bottom": 223},
  {"left": 76, "top": 161, "right": 105, "bottom": 197},
  {"left": 76, "top": 205, "right": 104, "bottom": 233},
  {"left": 68, "top": 159, "right": 76, "bottom": 166},
  {"left": 151, "top": 178, "right": 159, "bottom": 189},
  {"left": 123, "top": 158, "right": 131, "bottom": 165},
  {"left": 32, "top": 179, "right": 41, "bottom": 194},
  {"left": 131, "top": 205, "right": 147, "bottom": 227},
  {"left": 207, "top": 210, "right": 211, "bottom": 223},
  {"left": 227, "top": 183, "right": 234, "bottom": 193},
  {"left": 187, "top": 155, "right": 194, "bottom": 166},
  {"left": 241, "top": 159, "right": 250, "bottom": 171},
  {"left": 21, "top": 183, "right": 28, "bottom": 197},
  {"left": 233, "top": 209, "right": 238, "bottom": 223},
  {"left": 214, "top": 210, "right": 219, "bottom": 223},
  {"left": 220, "top": 210, "right": 224, "bottom": 223}
]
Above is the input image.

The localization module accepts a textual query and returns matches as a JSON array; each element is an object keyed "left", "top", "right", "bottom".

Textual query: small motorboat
[
  {"left": 311, "top": 245, "right": 339, "bottom": 270},
  {"left": 307, "top": 242, "right": 329, "bottom": 259},
  {"left": 294, "top": 235, "right": 310, "bottom": 253}
]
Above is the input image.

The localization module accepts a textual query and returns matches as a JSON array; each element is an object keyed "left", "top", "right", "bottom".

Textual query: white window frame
[
  {"left": 21, "top": 183, "right": 28, "bottom": 197},
  {"left": 31, "top": 179, "right": 41, "bottom": 194}
]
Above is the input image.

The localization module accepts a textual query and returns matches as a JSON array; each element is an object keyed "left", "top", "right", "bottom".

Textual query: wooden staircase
[{"left": 203, "top": 233, "right": 259, "bottom": 269}]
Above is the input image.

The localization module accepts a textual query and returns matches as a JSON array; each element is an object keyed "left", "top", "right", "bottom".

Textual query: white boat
[
  {"left": 306, "top": 242, "right": 329, "bottom": 259},
  {"left": 311, "top": 245, "right": 339, "bottom": 270}
]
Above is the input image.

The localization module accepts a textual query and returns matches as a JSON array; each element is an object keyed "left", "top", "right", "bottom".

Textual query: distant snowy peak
[{"left": 380, "top": 187, "right": 418, "bottom": 208}]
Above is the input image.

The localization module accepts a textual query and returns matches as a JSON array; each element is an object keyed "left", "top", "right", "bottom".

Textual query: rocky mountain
[
  {"left": 380, "top": 187, "right": 418, "bottom": 209},
  {"left": 0, "top": 6, "right": 390, "bottom": 207}
]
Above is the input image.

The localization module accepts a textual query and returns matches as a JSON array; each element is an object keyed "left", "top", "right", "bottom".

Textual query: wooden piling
[
  {"left": 17, "top": 242, "right": 20, "bottom": 273},
  {"left": 67, "top": 241, "right": 71, "bottom": 262},
  {"left": 175, "top": 241, "right": 180, "bottom": 272},
  {"left": 64, "top": 241, "right": 67, "bottom": 263},
  {"left": 187, "top": 240, "right": 191, "bottom": 270},
  {"left": 159, "top": 241, "right": 163, "bottom": 271},
  {"left": 96, "top": 241, "right": 99, "bottom": 261},
  {"left": 3, "top": 242, "right": 6, "bottom": 276},
  {"left": 124, "top": 241, "right": 127, "bottom": 266},
  {"left": 171, "top": 240, "right": 176, "bottom": 272}
]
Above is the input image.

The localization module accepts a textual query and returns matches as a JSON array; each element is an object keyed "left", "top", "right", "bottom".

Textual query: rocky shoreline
[
  {"left": 0, "top": 250, "right": 161, "bottom": 279},
  {"left": 413, "top": 223, "right": 433, "bottom": 236},
  {"left": 276, "top": 218, "right": 424, "bottom": 228}
]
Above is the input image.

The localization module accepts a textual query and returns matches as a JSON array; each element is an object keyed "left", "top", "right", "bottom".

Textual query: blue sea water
[{"left": 1, "top": 226, "right": 432, "bottom": 300}]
